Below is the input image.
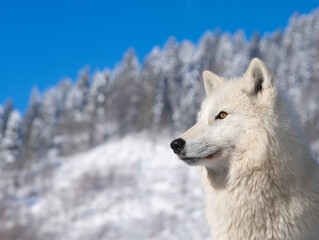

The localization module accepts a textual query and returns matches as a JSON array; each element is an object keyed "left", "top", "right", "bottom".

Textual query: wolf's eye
[{"left": 216, "top": 111, "right": 228, "bottom": 120}]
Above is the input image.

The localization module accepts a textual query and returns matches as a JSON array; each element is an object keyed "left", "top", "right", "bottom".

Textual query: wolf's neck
[
  {"left": 203, "top": 167, "right": 228, "bottom": 189},
  {"left": 201, "top": 165, "right": 290, "bottom": 239}
]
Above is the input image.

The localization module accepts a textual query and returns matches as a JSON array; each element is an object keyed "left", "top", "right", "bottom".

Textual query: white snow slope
[{"left": 18, "top": 134, "right": 211, "bottom": 240}]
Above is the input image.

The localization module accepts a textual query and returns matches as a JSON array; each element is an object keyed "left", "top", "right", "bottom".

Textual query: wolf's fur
[{"left": 172, "top": 59, "right": 319, "bottom": 239}]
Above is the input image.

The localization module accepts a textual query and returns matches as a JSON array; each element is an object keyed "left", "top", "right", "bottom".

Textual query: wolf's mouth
[{"left": 179, "top": 150, "right": 222, "bottom": 162}]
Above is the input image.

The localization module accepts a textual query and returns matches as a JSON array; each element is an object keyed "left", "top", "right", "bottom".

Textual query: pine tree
[
  {"left": 138, "top": 46, "right": 162, "bottom": 131},
  {"left": 0, "top": 111, "right": 23, "bottom": 169},
  {"left": 108, "top": 48, "right": 141, "bottom": 135},
  {"left": 65, "top": 67, "right": 90, "bottom": 118},
  {"left": 0, "top": 106, "right": 4, "bottom": 141},
  {"left": 23, "top": 87, "right": 41, "bottom": 164},
  {"left": 231, "top": 30, "right": 249, "bottom": 75},
  {"left": 153, "top": 37, "right": 178, "bottom": 129},
  {"left": 59, "top": 68, "right": 91, "bottom": 155},
  {"left": 51, "top": 78, "right": 73, "bottom": 156},
  {"left": 37, "top": 88, "right": 61, "bottom": 157},
  {"left": 198, "top": 30, "right": 221, "bottom": 72},
  {"left": 0, "top": 100, "right": 13, "bottom": 139},
  {"left": 173, "top": 40, "right": 201, "bottom": 131},
  {"left": 87, "top": 70, "right": 111, "bottom": 146}
]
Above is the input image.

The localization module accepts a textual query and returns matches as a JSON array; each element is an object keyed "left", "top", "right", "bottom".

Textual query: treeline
[{"left": 1, "top": 10, "right": 319, "bottom": 169}]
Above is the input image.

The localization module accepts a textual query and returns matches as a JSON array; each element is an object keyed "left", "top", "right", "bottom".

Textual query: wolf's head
[{"left": 171, "top": 58, "right": 278, "bottom": 171}]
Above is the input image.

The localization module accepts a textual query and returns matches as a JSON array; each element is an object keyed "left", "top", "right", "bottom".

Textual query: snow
[{"left": 16, "top": 134, "right": 211, "bottom": 240}]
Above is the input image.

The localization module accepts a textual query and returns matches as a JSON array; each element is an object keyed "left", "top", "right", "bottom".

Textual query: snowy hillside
[{"left": 7, "top": 134, "right": 210, "bottom": 240}]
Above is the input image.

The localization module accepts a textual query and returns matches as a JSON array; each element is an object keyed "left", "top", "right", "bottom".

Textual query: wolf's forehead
[
  {"left": 201, "top": 83, "right": 248, "bottom": 114},
  {"left": 208, "top": 83, "right": 245, "bottom": 104}
]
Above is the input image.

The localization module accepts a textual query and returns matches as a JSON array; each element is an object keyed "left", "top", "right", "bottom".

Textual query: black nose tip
[{"left": 170, "top": 138, "right": 186, "bottom": 154}]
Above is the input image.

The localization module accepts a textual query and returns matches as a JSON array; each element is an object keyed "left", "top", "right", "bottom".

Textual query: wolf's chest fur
[{"left": 200, "top": 164, "right": 319, "bottom": 240}]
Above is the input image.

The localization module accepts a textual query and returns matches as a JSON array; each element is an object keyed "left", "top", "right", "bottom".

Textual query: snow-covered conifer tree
[
  {"left": 0, "top": 111, "right": 23, "bottom": 169},
  {"left": 108, "top": 48, "right": 141, "bottom": 135},
  {"left": 87, "top": 70, "right": 111, "bottom": 146},
  {"left": 23, "top": 87, "right": 41, "bottom": 163}
]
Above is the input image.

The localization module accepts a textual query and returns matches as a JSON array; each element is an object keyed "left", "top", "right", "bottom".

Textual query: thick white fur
[{"left": 178, "top": 59, "right": 319, "bottom": 239}]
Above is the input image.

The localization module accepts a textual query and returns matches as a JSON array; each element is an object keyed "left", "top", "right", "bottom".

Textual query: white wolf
[{"left": 170, "top": 58, "right": 319, "bottom": 240}]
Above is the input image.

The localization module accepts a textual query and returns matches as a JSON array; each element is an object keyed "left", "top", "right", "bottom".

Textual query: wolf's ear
[
  {"left": 243, "top": 58, "right": 274, "bottom": 97},
  {"left": 203, "top": 71, "right": 224, "bottom": 96}
]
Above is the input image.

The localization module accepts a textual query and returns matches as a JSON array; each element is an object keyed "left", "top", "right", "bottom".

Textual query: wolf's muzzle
[{"left": 170, "top": 138, "right": 186, "bottom": 154}]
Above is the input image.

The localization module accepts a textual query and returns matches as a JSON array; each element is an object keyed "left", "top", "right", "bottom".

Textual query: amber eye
[{"left": 216, "top": 111, "right": 228, "bottom": 120}]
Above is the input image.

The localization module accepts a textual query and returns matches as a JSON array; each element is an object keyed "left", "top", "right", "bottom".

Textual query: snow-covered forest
[
  {"left": 0, "top": 9, "right": 319, "bottom": 239},
  {"left": 2, "top": 11, "right": 319, "bottom": 167}
]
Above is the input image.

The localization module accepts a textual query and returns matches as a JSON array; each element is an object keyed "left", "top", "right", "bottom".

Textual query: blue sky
[{"left": 1, "top": 0, "right": 319, "bottom": 112}]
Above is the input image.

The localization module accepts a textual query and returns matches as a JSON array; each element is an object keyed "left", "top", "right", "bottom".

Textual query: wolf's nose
[{"left": 170, "top": 138, "right": 186, "bottom": 154}]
